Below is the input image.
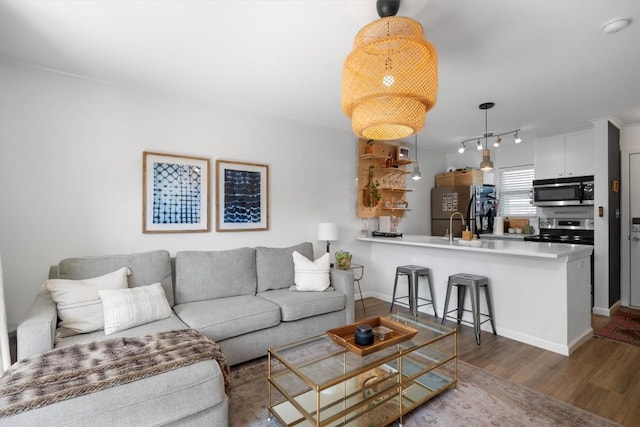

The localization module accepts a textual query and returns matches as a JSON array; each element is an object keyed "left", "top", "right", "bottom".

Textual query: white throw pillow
[
  {"left": 99, "top": 282, "right": 172, "bottom": 335},
  {"left": 292, "top": 251, "right": 330, "bottom": 291},
  {"left": 46, "top": 267, "right": 131, "bottom": 336}
]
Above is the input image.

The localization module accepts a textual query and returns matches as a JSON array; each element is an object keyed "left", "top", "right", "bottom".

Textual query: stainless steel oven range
[{"left": 524, "top": 217, "right": 594, "bottom": 245}]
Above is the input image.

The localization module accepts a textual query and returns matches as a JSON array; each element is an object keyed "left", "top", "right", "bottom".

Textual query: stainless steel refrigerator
[{"left": 431, "top": 185, "right": 497, "bottom": 237}]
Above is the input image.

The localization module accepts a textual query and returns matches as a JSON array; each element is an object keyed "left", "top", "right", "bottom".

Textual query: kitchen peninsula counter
[
  {"left": 358, "top": 235, "right": 592, "bottom": 260},
  {"left": 356, "top": 235, "right": 593, "bottom": 356}
]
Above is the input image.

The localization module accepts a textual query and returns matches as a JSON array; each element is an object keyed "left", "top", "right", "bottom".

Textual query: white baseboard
[{"left": 592, "top": 300, "right": 622, "bottom": 317}]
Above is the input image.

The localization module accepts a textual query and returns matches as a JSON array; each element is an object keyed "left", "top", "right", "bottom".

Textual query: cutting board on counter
[{"left": 507, "top": 218, "right": 529, "bottom": 230}]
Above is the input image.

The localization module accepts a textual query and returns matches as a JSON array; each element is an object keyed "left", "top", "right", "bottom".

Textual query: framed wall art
[
  {"left": 216, "top": 160, "right": 269, "bottom": 232},
  {"left": 143, "top": 151, "right": 210, "bottom": 233}
]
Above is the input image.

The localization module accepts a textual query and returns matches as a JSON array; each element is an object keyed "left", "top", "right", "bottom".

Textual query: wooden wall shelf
[{"left": 357, "top": 139, "right": 412, "bottom": 219}]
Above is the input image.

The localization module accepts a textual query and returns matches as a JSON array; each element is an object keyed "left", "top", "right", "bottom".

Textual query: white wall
[
  {"left": 0, "top": 62, "right": 449, "bottom": 325},
  {"left": 402, "top": 141, "right": 446, "bottom": 235},
  {"left": 0, "top": 62, "right": 369, "bottom": 325}
]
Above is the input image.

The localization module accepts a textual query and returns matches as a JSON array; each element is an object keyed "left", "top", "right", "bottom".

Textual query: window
[{"left": 498, "top": 165, "right": 536, "bottom": 217}]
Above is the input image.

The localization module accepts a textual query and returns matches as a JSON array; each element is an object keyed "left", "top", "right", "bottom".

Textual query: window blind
[{"left": 498, "top": 166, "right": 536, "bottom": 217}]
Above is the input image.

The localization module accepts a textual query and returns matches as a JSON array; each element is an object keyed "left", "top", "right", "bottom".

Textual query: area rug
[
  {"left": 228, "top": 358, "right": 620, "bottom": 427},
  {"left": 595, "top": 307, "right": 640, "bottom": 346}
]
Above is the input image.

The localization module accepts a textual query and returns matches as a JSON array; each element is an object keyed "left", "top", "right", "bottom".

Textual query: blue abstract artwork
[
  {"left": 223, "top": 169, "right": 261, "bottom": 223},
  {"left": 152, "top": 162, "right": 201, "bottom": 224}
]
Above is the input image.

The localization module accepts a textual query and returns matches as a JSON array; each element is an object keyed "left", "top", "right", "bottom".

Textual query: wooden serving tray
[{"left": 326, "top": 316, "right": 418, "bottom": 356}]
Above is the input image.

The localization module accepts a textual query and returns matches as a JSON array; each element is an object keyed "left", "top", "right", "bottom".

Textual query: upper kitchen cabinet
[{"left": 534, "top": 129, "right": 594, "bottom": 179}]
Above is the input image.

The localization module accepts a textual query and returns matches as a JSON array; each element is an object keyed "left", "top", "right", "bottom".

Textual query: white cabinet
[
  {"left": 564, "top": 131, "right": 594, "bottom": 177},
  {"left": 534, "top": 130, "right": 593, "bottom": 179}
]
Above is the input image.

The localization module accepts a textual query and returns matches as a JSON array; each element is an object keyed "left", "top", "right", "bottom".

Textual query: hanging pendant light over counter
[
  {"left": 342, "top": 0, "right": 438, "bottom": 141},
  {"left": 479, "top": 102, "right": 495, "bottom": 171},
  {"left": 412, "top": 134, "right": 422, "bottom": 181}
]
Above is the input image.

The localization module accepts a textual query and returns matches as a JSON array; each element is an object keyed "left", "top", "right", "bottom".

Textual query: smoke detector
[{"left": 602, "top": 18, "right": 632, "bottom": 34}]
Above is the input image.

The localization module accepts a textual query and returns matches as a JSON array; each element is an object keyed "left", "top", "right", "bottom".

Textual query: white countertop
[{"left": 358, "top": 234, "right": 592, "bottom": 260}]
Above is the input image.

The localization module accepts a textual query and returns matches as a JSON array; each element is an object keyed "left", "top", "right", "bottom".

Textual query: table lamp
[{"left": 317, "top": 222, "right": 339, "bottom": 253}]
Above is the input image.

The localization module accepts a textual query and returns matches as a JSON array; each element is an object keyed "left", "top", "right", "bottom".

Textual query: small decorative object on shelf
[{"left": 335, "top": 251, "right": 352, "bottom": 270}]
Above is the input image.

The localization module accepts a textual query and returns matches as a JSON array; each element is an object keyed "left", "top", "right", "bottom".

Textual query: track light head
[
  {"left": 476, "top": 139, "right": 482, "bottom": 150},
  {"left": 458, "top": 143, "right": 465, "bottom": 154},
  {"left": 493, "top": 136, "right": 501, "bottom": 148},
  {"left": 514, "top": 132, "right": 522, "bottom": 143}
]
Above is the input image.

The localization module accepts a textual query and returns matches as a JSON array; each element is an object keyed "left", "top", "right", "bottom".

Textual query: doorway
[{"left": 630, "top": 153, "right": 640, "bottom": 308}]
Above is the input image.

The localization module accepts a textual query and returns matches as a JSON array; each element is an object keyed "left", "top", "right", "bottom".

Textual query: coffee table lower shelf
[{"left": 269, "top": 371, "right": 456, "bottom": 427}]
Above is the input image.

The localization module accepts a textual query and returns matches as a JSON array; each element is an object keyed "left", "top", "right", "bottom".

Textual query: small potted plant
[{"left": 335, "top": 251, "right": 352, "bottom": 270}]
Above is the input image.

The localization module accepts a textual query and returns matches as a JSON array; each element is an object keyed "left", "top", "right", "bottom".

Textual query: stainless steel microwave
[{"left": 532, "top": 176, "right": 594, "bottom": 207}]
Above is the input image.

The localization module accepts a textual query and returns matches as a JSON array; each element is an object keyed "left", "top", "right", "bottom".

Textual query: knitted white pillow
[
  {"left": 99, "top": 283, "right": 172, "bottom": 335},
  {"left": 291, "top": 251, "right": 330, "bottom": 291},
  {"left": 46, "top": 267, "right": 130, "bottom": 336}
]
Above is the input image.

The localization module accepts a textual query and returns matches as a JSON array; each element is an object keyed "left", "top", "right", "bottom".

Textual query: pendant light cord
[{"left": 484, "top": 107, "right": 488, "bottom": 149}]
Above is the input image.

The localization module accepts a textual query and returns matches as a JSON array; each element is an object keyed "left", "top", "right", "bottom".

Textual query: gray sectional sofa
[{"left": 11, "top": 242, "right": 354, "bottom": 426}]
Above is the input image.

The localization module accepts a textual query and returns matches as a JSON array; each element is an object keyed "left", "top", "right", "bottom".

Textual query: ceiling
[{"left": 1, "top": 0, "right": 639, "bottom": 152}]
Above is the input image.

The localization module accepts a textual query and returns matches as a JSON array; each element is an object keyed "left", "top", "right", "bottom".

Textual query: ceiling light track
[
  {"left": 459, "top": 128, "right": 521, "bottom": 146},
  {"left": 457, "top": 103, "right": 522, "bottom": 168}
]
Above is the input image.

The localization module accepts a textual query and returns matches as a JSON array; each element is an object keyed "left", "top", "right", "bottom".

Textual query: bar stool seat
[
  {"left": 441, "top": 273, "right": 496, "bottom": 344},
  {"left": 390, "top": 265, "right": 437, "bottom": 318}
]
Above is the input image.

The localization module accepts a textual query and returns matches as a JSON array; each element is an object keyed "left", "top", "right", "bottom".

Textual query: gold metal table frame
[{"left": 267, "top": 313, "right": 457, "bottom": 427}]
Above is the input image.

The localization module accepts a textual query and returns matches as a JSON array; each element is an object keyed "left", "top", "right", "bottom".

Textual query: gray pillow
[
  {"left": 256, "top": 242, "right": 314, "bottom": 292},
  {"left": 57, "top": 250, "right": 174, "bottom": 306}
]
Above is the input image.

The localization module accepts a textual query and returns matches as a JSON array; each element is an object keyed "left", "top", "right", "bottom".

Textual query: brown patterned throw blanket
[{"left": 0, "top": 329, "right": 230, "bottom": 417}]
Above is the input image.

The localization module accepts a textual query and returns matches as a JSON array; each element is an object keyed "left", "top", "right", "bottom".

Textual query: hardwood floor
[{"left": 356, "top": 298, "right": 640, "bottom": 426}]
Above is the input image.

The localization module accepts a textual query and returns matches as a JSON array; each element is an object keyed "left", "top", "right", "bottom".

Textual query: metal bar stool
[
  {"left": 389, "top": 265, "right": 437, "bottom": 318},
  {"left": 441, "top": 273, "right": 496, "bottom": 344}
]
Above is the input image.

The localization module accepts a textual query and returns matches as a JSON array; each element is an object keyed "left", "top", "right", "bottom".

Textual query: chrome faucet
[{"left": 449, "top": 212, "right": 466, "bottom": 242}]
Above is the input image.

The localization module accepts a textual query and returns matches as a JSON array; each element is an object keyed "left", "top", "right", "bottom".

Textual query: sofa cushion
[
  {"left": 174, "top": 248, "right": 257, "bottom": 304},
  {"left": 256, "top": 242, "right": 314, "bottom": 292},
  {"left": 257, "top": 288, "right": 346, "bottom": 322},
  {"left": 0, "top": 358, "right": 227, "bottom": 427},
  {"left": 55, "top": 314, "right": 189, "bottom": 348},
  {"left": 173, "top": 295, "right": 280, "bottom": 341},
  {"left": 99, "top": 283, "right": 173, "bottom": 335},
  {"left": 46, "top": 267, "right": 130, "bottom": 337},
  {"left": 57, "top": 250, "right": 175, "bottom": 306}
]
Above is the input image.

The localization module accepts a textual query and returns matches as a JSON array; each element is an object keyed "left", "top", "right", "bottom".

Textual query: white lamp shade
[{"left": 317, "top": 223, "right": 339, "bottom": 241}]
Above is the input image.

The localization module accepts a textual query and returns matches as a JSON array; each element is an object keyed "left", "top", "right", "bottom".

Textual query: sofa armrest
[
  {"left": 330, "top": 269, "right": 355, "bottom": 324},
  {"left": 17, "top": 290, "right": 57, "bottom": 360}
]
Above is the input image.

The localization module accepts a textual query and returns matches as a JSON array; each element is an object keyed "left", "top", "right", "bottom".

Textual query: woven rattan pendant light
[{"left": 342, "top": 0, "right": 438, "bottom": 140}]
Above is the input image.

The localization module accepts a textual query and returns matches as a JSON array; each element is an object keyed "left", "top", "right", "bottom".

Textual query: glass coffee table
[{"left": 267, "top": 313, "right": 457, "bottom": 426}]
